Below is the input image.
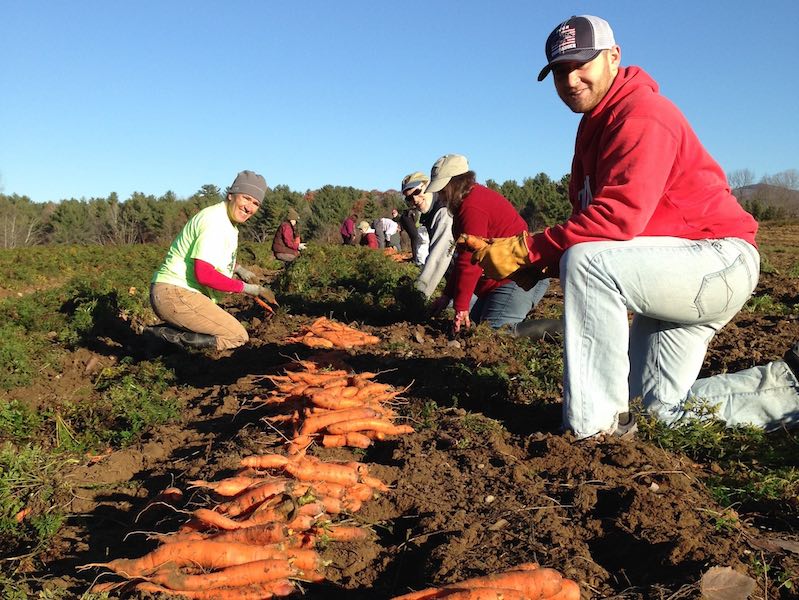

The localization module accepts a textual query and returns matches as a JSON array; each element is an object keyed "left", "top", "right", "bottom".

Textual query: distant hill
[{"left": 733, "top": 183, "right": 799, "bottom": 218}]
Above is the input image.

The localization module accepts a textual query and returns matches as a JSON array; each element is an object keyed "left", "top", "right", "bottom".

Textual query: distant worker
[
  {"left": 144, "top": 170, "right": 277, "bottom": 351},
  {"left": 398, "top": 174, "right": 429, "bottom": 266},
  {"left": 272, "top": 207, "right": 306, "bottom": 263},
  {"left": 358, "top": 220, "right": 378, "bottom": 248},
  {"left": 403, "top": 170, "right": 454, "bottom": 298},
  {"left": 374, "top": 216, "right": 401, "bottom": 250},
  {"left": 340, "top": 212, "right": 359, "bottom": 245}
]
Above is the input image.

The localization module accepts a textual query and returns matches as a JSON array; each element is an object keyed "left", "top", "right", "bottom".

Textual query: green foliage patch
[
  {"left": 274, "top": 244, "right": 425, "bottom": 322},
  {"left": 638, "top": 400, "right": 799, "bottom": 508},
  {"left": 0, "top": 442, "right": 68, "bottom": 556}
]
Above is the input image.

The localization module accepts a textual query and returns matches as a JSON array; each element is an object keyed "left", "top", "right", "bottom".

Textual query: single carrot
[
  {"left": 438, "top": 589, "right": 529, "bottom": 600},
  {"left": 88, "top": 540, "right": 304, "bottom": 576},
  {"left": 290, "top": 480, "right": 347, "bottom": 500},
  {"left": 543, "top": 578, "right": 580, "bottom": 600},
  {"left": 222, "top": 480, "right": 289, "bottom": 517},
  {"left": 309, "top": 394, "right": 368, "bottom": 410},
  {"left": 240, "top": 454, "right": 290, "bottom": 469},
  {"left": 360, "top": 474, "right": 390, "bottom": 492},
  {"left": 286, "top": 435, "right": 314, "bottom": 456},
  {"left": 298, "top": 406, "right": 381, "bottom": 436},
  {"left": 446, "top": 568, "right": 563, "bottom": 598},
  {"left": 303, "top": 335, "right": 335, "bottom": 348},
  {"left": 284, "top": 461, "right": 360, "bottom": 486},
  {"left": 345, "top": 482, "right": 376, "bottom": 502},
  {"left": 188, "top": 476, "right": 263, "bottom": 497},
  {"left": 133, "top": 578, "right": 295, "bottom": 599},
  {"left": 288, "top": 370, "right": 349, "bottom": 383},
  {"left": 326, "top": 418, "right": 415, "bottom": 436},
  {"left": 253, "top": 296, "right": 275, "bottom": 314},
  {"left": 458, "top": 233, "right": 489, "bottom": 252},
  {"left": 208, "top": 522, "right": 287, "bottom": 545},
  {"left": 191, "top": 508, "right": 242, "bottom": 530},
  {"left": 148, "top": 558, "right": 296, "bottom": 591},
  {"left": 322, "top": 432, "right": 373, "bottom": 448},
  {"left": 316, "top": 524, "right": 370, "bottom": 542}
]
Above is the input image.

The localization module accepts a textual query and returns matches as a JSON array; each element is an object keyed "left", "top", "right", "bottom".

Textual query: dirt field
[{"left": 18, "top": 225, "right": 799, "bottom": 599}]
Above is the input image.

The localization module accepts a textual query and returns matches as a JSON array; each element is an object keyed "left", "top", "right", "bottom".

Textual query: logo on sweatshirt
[{"left": 577, "top": 175, "right": 592, "bottom": 210}]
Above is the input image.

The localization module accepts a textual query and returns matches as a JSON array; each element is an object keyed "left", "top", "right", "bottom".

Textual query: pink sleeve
[
  {"left": 450, "top": 204, "right": 490, "bottom": 312},
  {"left": 194, "top": 259, "right": 245, "bottom": 293}
]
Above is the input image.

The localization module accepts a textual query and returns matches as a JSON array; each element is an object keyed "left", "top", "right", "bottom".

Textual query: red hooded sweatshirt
[
  {"left": 526, "top": 66, "right": 758, "bottom": 276},
  {"left": 445, "top": 183, "right": 528, "bottom": 311}
]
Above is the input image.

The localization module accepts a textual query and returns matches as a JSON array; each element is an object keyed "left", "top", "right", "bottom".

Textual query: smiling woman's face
[{"left": 227, "top": 193, "right": 261, "bottom": 224}]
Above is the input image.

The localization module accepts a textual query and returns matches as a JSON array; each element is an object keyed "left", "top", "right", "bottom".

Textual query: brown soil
[{"left": 11, "top": 225, "right": 799, "bottom": 599}]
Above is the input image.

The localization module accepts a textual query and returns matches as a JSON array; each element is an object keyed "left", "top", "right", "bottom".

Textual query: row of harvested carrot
[
  {"left": 86, "top": 356, "right": 407, "bottom": 598},
  {"left": 391, "top": 562, "right": 580, "bottom": 599},
  {"left": 87, "top": 352, "right": 579, "bottom": 599},
  {"left": 88, "top": 450, "right": 385, "bottom": 598},
  {"left": 286, "top": 316, "right": 381, "bottom": 349},
  {"left": 257, "top": 358, "right": 414, "bottom": 452}
]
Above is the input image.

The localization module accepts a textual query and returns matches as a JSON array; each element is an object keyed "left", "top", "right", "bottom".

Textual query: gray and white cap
[{"left": 537, "top": 15, "right": 616, "bottom": 81}]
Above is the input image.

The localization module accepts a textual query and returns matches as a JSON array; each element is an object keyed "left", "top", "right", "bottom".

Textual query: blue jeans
[
  {"left": 470, "top": 279, "right": 550, "bottom": 329},
  {"left": 560, "top": 236, "right": 799, "bottom": 439}
]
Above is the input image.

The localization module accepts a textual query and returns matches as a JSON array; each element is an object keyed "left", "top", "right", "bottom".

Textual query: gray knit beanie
[{"left": 228, "top": 170, "right": 267, "bottom": 202}]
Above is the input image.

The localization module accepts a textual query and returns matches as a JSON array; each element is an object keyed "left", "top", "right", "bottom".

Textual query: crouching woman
[{"left": 145, "top": 170, "right": 277, "bottom": 351}]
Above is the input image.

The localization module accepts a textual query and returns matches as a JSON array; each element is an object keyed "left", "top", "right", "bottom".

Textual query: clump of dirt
[{"left": 12, "top": 226, "right": 799, "bottom": 599}]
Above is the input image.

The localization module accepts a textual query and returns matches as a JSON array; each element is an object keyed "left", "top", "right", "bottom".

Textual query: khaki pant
[{"left": 150, "top": 283, "right": 248, "bottom": 350}]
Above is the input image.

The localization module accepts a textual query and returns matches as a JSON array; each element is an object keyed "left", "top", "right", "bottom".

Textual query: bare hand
[{"left": 453, "top": 310, "right": 471, "bottom": 334}]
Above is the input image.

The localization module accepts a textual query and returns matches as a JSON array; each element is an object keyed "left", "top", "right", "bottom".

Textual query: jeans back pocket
[{"left": 694, "top": 253, "right": 754, "bottom": 320}]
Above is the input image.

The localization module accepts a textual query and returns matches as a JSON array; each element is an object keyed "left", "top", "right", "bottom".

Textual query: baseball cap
[
  {"left": 401, "top": 171, "right": 429, "bottom": 193},
  {"left": 537, "top": 15, "right": 616, "bottom": 81},
  {"left": 426, "top": 154, "right": 469, "bottom": 194}
]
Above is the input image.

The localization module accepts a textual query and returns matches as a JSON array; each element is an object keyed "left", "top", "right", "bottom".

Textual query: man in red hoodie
[{"left": 473, "top": 15, "right": 799, "bottom": 439}]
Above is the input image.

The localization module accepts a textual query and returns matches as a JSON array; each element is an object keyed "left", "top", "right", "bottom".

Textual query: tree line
[
  {"left": 2, "top": 168, "right": 795, "bottom": 250},
  {"left": 0, "top": 173, "right": 574, "bottom": 249}
]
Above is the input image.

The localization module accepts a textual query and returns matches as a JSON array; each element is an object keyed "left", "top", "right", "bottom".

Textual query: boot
[
  {"left": 512, "top": 318, "right": 563, "bottom": 340},
  {"left": 784, "top": 341, "right": 799, "bottom": 378},
  {"left": 143, "top": 325, "right": 218, "bottom": 351}
]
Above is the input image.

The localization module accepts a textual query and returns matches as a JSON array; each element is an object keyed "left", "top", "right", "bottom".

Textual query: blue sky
[{"left": 2, "top": 1, "right": 797, "bottom": 203}]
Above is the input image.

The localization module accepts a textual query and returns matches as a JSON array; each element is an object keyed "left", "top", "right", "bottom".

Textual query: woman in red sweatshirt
[{"left": 427, "top": 154, "right": 550, "bottom": 334}]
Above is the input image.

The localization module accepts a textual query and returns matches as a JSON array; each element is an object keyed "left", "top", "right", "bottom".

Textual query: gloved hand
[
  {"left": 242, "top": 283, "right": 277, "bottom": 305},
  {"left": 234, "top": 264, "right": 257, "bottom": 283},
  {"left": 466, "top": 231, "right": 533, "bottom": 280},
  {"left": 298, "top": 243, "right": 307, "bottom": 250}
]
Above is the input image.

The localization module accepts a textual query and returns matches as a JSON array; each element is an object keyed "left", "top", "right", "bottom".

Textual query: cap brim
[
  {"left": 536, "top": 49, "right": 603, "bottom": 81},
  {"left": 426, "top": 177, "right": 451, "bottom": 194},
  {"left": 401, "top": 179, "right": 426, "bottom": 193}
]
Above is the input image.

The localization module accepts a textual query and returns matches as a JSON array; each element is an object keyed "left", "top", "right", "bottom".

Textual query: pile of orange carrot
[
  {"left": 258, "top": 358, "right": 414, "bottom": 452},
  {"left": 286, "top": 316, "right": 380, "bottom": 349},
  {"left": 384, "top": 248, "right": 414, "bottom": 262},
  {"left": 87, "top": 450, "right": 383, "bottom": 598},
  {"left": 390, "top": 562, "right": 580, "bottom": 600}
]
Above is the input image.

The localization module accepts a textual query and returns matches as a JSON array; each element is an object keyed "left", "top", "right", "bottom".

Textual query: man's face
[
  {"left": 404, "top": 186, "right": 425, "bottom": 209},
  {"left": 227, "top": 193, "right": 261, "bottom": 224},
  {"left": 552, "top": 47, "right": 620, "bottom": 114}
]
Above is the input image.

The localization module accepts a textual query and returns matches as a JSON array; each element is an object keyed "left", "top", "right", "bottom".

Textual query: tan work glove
[{"left": 459, "top": 232, "right": 544, "bottom": 291}]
